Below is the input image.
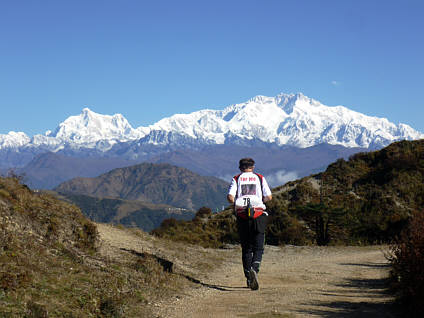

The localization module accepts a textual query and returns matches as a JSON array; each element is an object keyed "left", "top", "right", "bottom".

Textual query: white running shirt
[{"left": 228, "top": 172, "right": 272, "bottom": 210}]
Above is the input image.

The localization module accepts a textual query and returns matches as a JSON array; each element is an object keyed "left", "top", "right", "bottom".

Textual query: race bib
[{"left": 235, "top": 195, "right": 262, "bottom": 209}]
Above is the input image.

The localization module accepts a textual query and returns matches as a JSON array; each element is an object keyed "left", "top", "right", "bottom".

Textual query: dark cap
[{"left": 239, "top": 158, "right": 255, "bottom": 171}]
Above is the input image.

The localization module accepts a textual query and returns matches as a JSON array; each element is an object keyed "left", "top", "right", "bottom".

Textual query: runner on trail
[{"left": 227, "top": 158, "right": 272, "bottom": 290}]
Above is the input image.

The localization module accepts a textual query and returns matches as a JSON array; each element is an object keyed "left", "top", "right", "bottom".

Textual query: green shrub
[{"left": 194, "top": 206, "right": 212, "bottom": 219}]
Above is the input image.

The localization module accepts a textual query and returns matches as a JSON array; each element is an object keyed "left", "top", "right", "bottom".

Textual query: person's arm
[
  {"left": 227, "top": 194, "right": 235, "bottom": 204},
  {"left": 227, "top": 178, "right": 237, "bottom": 204},
  {"left": 262, "top": 177, "right": 272, "bottom": 203},
  {"left": 263, "top": 194, "right": 272, "bottom": 202}
]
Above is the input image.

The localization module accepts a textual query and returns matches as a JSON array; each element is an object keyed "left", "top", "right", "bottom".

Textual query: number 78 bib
[{"left": 235, "top": 195, "right": 262, "bottom": 209}]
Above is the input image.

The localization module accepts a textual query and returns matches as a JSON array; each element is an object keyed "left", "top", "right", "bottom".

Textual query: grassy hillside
[
  {"left": 0, "top": 176, "right": 191, "bottom": 317},
  {"left": 272, "top": 139, "right": 424, "bottom": 244},
  {"left": 153, "top": 140, "right": 424, "bottom": 246},
  {"left": 54, "top": 162, "right": 229, "bottom": 211}
]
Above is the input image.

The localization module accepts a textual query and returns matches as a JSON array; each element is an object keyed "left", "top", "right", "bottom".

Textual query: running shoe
[{"left": 249, "top": 268, "right": 259, "bottom": 290}]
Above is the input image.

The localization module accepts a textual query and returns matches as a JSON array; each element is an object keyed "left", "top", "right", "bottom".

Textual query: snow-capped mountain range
[{"left": 1, "top": 92, "right": 423, "bottom": 166}]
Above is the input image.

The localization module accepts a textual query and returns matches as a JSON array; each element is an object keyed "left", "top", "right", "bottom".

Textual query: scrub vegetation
[
  {"left": 154, "top": 140, "right": 424, "bottom": 247},
  {"left": 389, "top": 212, "right": 424, "bottom": 317},
  {"left": 0, "top": 176, "right": 183, "bottom": 317}
]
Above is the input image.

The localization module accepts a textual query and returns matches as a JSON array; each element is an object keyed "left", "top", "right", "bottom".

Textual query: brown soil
[{"left": 97, "top": 224, "right": 395, "bottom": 318}]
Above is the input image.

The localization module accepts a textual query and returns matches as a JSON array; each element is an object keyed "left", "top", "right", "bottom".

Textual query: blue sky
[{"left": 1, "top": 0, "right": 423, "bottom": 136}]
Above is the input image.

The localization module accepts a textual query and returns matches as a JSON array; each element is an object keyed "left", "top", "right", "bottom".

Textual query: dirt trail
[{"left": 97, "top": 224, "right": 395, "bottom": 318}]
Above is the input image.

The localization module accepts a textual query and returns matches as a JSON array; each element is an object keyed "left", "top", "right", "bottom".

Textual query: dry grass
[
  {"left": 0, "top": 177, "right": 187, "bottom": 317},
  {"left": 389, "top": 212, "right": 424, "bottom": 317}
]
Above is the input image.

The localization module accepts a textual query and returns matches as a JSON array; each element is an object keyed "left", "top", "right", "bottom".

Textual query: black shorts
[{"left": 237, "top": 213, "right": 269, "bottom": 234}]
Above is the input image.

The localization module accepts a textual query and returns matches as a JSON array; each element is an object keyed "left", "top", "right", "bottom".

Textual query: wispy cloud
[
  {"left": 331, "top": 80, "right": 340, "bottom": 86},
  {"left": 265, "top": 170, "right": 299, "bottom": 187}
]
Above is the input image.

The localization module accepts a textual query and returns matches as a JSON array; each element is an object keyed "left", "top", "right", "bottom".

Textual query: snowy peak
[
  {"left": 139, "top": 92, "right": 424, "bottom": 149},
  {"left": 276, "top": 93, "right": 302, "bottom": 114},
  {"left": 275, "top": 93, "right": 323, "bottom": 114},
  {"left": 48, "top": 108, "right": 142, "bottom": 143},
  {"left": 0, "top": 92, "right": 423, "bottom": 155},
  {"left": 0, "top": 131, "right": 30, "bottom": 148}
]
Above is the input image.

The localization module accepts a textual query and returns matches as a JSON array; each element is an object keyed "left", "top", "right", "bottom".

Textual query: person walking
[{"left": 227, "top": 158, "right": 272, "bottom": 290}]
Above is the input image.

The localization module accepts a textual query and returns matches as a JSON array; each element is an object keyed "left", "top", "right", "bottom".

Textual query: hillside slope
[
  {"left": 54, "top": 162, "right": 229, "bottom": 211},
  {"left": 0, "top": 176, "right": 211, "bottom": 316},
  {"left": 0, "top": 176, "right": 394, "bottom": 316},
  {"left": 269, "top": 138, "right": 424, "bottom": 244},
  {"left": 153, "top": 139, "right": 424, "bottom": 246}
]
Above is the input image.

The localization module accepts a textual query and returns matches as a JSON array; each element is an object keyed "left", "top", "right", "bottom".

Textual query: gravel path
[
  {"left": 96, "top": 224, "right": 395, "bottom": 318},
  {"left": 155, "top": 245, "right": 395, "bottom": 318}
]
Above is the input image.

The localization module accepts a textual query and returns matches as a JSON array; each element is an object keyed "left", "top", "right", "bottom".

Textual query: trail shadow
[
  {"left": 120, "top": 248, "right": 174, "bottom": 272},
  {"left": 335, "top": 277, "right": 391, "bottom": 292},
  {"left": 339, "top": 262, "right": 390, "bottom": 269},
  {"left": 296, "top": 262, "right": 399, "bottom": 318},
  {"left": 298, "top": 300, "right": 397, "bottom": 318},
  {"left": 180, "top": 274, "right": 247, "bottom": 291},
  {"left": 120, "top": 247, "right": 245, "bottom": 291}
]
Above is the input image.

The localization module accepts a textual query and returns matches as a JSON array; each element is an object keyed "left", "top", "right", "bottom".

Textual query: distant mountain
[
  {"left": 1, "top": 93, "right": 423, "bottom": 169},
  {"left": 54, "top": 162, "right": 229, "bottom": 211},
  {"left": 141, "top": 93, "right": 423, "bottom": 149},
  {"left": 146, "top": 143, "right": 365, "bottom": 186},
  {"left": 17, "top": 152, "right": 140, "bottom": 189},
  {"left": 15, "top": 143, "right": 364, "bottom": 190}
]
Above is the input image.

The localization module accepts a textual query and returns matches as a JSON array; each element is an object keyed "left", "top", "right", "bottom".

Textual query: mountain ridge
[
  {"left": 54, "top": 162, "right": 229, "bottom": 211},
  {"left": 1, "top": 92, "right": 422, "bottom": 170},
  {"left": 16, "top": 143, "right": 364, "bottom": 189},
  {"left": 18, "top": 152, "right": 140, "bottom": 189}
]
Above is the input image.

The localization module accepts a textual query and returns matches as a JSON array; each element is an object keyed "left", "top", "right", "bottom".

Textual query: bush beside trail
[
  {"left": 152, "top": 207, "right": 239, "bottom": 248},
  {"left": 389, "top": 212, "right": 424, "bottom": 317}
]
